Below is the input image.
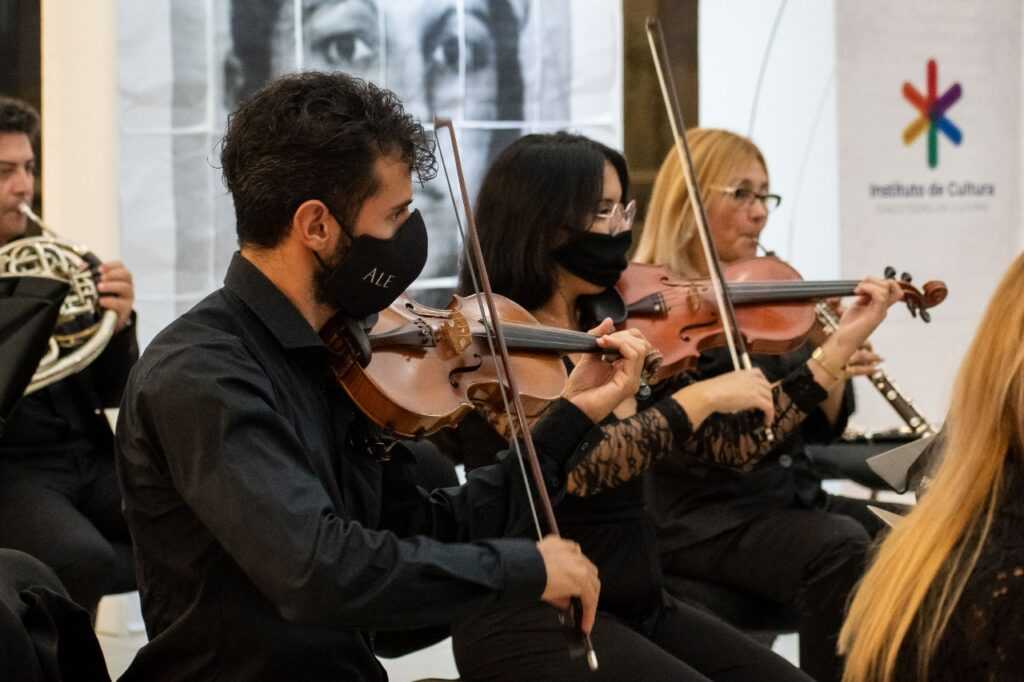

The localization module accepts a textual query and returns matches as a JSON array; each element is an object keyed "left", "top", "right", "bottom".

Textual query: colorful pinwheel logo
[{"left": 902, "top": 59, "right": 962, "bottom": 169}]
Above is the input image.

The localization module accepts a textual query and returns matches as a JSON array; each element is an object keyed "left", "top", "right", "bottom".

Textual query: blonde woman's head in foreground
[{"left": 839, "top": 251, "right": 1024, "bottom": 682}]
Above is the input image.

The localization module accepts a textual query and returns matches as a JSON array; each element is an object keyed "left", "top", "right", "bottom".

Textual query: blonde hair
[
  {"left": 839, "top": 252, "right": 1024, "bottom": 682},
  {"left": 633, "top": 128, "right": 767, "bottom": 277}
]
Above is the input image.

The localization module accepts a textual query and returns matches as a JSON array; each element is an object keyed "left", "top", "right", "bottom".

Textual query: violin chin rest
[
  {"left": 343, "top": 315, "right": 374, "bottom": 368},
  {"left": 577, "top": 290, "right": 627, "bottom": 331}
]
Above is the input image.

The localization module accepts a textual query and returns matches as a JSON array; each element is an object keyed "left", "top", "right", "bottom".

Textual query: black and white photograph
[{"left": 120, "top": 0, "right": 622, "bottom": 342}]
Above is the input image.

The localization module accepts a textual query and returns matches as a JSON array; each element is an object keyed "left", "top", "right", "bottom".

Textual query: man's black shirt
[{"left": 115, "top": 253, "right": 593, "bottom": 681}]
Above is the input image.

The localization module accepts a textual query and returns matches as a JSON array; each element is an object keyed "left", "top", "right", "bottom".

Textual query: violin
[
  {"left": 325, "top": 119, "right": 608, "bottom": 671},
  {"left": 579, "top": 257, "right": 948, "bottom": 381},
  {"left": 322, "top": 291, "right": 659, "bottom": 438}
]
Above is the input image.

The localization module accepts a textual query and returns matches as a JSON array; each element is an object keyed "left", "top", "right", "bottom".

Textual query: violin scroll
[{"left": 884, "top": 266, "right": 948, "bottom": 323}]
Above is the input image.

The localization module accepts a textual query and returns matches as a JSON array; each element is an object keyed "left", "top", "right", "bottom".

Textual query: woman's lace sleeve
[
  {"left": 565, "top": 397, "right": 693, "bottom": 497},
  {"left": 470, "top": 363, "right": 827, "bottom": 496},
  {"left": 677, "top": 362, "right": 828, "bottom": 469},
  {"left": 471, "top": 378, "right": 694, "bottom": 498}
]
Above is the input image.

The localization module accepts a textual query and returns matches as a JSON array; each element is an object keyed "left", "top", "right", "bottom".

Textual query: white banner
[{"left": 836, "top": 1, "right": 1021, "bottom": 430}]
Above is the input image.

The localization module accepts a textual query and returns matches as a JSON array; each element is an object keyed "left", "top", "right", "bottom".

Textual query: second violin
[{"left": 581, "top": 257, "right": 947, "bottom": 381}]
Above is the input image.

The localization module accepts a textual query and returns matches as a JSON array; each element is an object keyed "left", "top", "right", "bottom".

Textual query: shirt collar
[{"left": 223, "top": 252, "right": 325, "bottom": 350}]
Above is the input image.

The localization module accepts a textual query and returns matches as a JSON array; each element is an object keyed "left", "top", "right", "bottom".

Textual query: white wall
[
  {"left": 41, "top": 0, "right": 120, "bottom": 259},
  {"left": 699, "top": 0, "right": 839, "bottom": 281},
  {"left": 699, "top": 0, "right": 1024, "bottom": 432}
]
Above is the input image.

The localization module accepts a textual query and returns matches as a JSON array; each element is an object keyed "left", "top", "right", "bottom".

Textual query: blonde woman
[
  {"left": 638, "top": 128, "right": 900, "bottom": 682},
  {"left": 839, "top": 253, "right": 1024, "bottom": 682}
]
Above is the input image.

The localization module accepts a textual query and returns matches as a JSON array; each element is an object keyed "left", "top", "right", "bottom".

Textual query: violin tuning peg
[
  {"left": 921, "top": 310, "right": 931, "bottom": 323},
  {"left": 635, "top": 382, "right": 652, "bottom": 401},
  {"left": 884, "top": 266, "right": 896, "bottom": 279},
  {"left": 900, "top": 272, "right": 912, "bottom": 283}
]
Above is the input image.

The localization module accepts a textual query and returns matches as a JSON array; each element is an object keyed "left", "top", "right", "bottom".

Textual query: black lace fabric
[
  {"left": 673, "top": 363, "right": 828, "bottom": 472},
  {"left": 565, "top": 398, "right": 691, "bottom": 497},
  {"left": 469, "top": 361, "right": 826, "bottom": 498},
  {"left": 564, "top": 365, "right": 825, "bottom": 496},
  {"left": 946, "top": 561, "right": 1024, "bottom": 679},
  {"left": 898, "top": 466, "right": 1024, "bottom": 681}
]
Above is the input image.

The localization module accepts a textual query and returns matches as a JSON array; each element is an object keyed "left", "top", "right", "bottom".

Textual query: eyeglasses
[
  {"left": 590, "top": 199, "right": 637, "bottom": 237},
  {"left": 712, "top": 186, "right": 782, "bottom": 211}
]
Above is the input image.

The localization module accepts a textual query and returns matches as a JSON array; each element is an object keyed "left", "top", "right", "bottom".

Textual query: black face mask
[
  {"left": 313, "top": 209, "right": 428, "bottom": 320},
  {"left": 553, "top": 231, "right": 632, "bottom": 289}
]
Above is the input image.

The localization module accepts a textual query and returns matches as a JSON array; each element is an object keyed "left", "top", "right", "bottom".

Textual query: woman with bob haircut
[
  {"left": 636, "top": 128, "right": 904, "bottom": 682},
  {"left": 434, "top": 130, "right": 900, "bottom": 681},
  {"left": 839, "top": 252, "right": 1024, "bottom": 682}
]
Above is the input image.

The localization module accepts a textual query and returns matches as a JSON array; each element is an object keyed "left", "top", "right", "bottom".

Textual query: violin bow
[
  {"left": 645, "top": 17, "right": 774, "bottom": 441},
  {"left": 433, "top": 117, "right": 600, "bottom": 672}
]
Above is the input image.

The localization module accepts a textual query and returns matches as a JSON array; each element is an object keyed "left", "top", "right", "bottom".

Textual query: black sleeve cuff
[
  {"left": 530, "top": 398, "right": 595, "bottom": 470},
  {"left": 529, "top": 398, "right": 595, "bottom": 499},
  {"left": 490, "top": 538, "right": 547, "bottom": 602},
  {"left": 783, "top": 363, "right": 830, "bottom": 413},
  {"left": 651, "top": 396, "right": 694, "bottom": 446}
]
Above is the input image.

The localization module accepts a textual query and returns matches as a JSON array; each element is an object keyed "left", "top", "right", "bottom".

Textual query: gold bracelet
[{"left": 811, "top": 346, "right": 848, "bottom": 382}]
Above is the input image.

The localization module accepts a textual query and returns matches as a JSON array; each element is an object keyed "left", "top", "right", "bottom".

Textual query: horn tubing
[{"left": 25, "top": 310, "right": 117, "bottom": 395}]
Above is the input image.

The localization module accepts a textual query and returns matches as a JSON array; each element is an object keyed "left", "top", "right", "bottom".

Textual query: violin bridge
[
  {"left": 686, "top": 283, "right": 703, "bottom": 313},
  {"left": 438, "top": 309, "right": 472, "bottom": 354}
]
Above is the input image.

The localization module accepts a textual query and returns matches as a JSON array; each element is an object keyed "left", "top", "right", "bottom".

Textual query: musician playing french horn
[{"left": 0, "top": 96, "right": 138, "bottom": 616}]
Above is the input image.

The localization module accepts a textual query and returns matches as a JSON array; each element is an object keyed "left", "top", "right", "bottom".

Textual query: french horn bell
[{"left": 0, "top": 203, "right": 117, "bottom": 395}]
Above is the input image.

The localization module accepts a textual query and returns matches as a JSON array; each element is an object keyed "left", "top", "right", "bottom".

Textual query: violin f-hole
[
  {"left": 448, "top": 353, "right": 483, "bottom": 388},
  {"left": 679, "top": 318, "right": 719, "bottom": 343}
]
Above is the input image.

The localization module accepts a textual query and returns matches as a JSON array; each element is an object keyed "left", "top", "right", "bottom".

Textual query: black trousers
[
  {"left": 0, "top": 548, "right": 111, "bottom": 681},
  {"left": 0, "top": 449, "right": 135, "bottom": 615},
  {"left": 452, "top": 593, "right": 812, "bottom": 682},
  {"left": 661, "top": 494, "right": 902, "bottom": 682}
]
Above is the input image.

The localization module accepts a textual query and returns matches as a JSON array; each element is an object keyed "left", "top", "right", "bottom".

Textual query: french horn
[{"left": 0, "top": 203, "right": 117, "bottom": 394}]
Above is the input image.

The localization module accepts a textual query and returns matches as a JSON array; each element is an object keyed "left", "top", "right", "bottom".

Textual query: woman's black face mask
[
  {"left": 313, "top": 209, "right": 428, "bottom": 320},
  {"left": 553, "top": 230, "right": 632, "bottom": 289}
]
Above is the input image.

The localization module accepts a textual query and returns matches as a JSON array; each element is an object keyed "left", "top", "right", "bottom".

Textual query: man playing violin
[{"left": 114, "top": 71, "right": 650, "bottom": 681}]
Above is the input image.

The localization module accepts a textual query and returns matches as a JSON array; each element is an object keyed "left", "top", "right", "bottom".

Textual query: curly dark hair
[
  {"left": 219, "top": 71, "right": 436, "bottom": 248},
  {"left": 0, "top": 96, "right": 40, "bottom": 140}
]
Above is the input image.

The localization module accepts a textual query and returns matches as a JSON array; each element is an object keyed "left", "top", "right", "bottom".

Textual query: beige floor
[
  {"left": 97, "top": 630, "right": 147, "bottom": 680},
  {"left": 97, "top": 625, "right": 463, "bottom": 681}
]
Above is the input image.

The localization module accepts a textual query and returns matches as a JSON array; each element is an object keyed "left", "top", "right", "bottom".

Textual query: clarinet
[{"left": 814, "top": 302, "right": 935, "bottom": 437}]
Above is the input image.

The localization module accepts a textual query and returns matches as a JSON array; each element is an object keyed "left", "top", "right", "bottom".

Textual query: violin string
[
  {"left": 727, "top": 281, "right": 862, "bottom": 302},
  {"left": 473, "top": 331, "right": 593, "bottom": 353},
  {"left": 436, "top": 127, "right": 543, "bottom": 540},
  {"left": 489, "top": 324, "right": 601, "bottom": 351}
]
